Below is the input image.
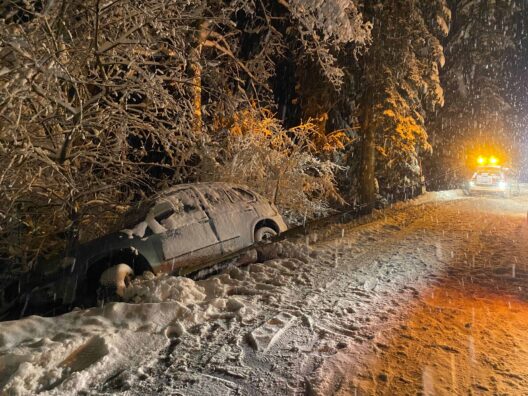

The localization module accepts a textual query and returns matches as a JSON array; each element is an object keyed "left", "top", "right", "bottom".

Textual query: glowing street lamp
[
  {"left": 489, "top": 156, "right": 498, "bottom": 165},
  {"left": 477, "top": 156, "right": 485, "bottom": 165}
]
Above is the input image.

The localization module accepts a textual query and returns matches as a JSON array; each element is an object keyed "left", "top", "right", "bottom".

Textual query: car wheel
[
  {"left": 98, "top": 263, "right": 134, "bottom": 304},
  {"left": 255, "top": 226, "right": 277, "bottom": 243}
]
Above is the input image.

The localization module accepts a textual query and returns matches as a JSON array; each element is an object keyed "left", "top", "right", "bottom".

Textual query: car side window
[
  {"left": 202, "top": 187, "right": 232, "bottom": 207},
  {"left": 121, "top": 199, "right": 157, "bottom": 230},
  {"left": 224, "top": 188, "right": 240, "bottom": 203},
  {"left": 155, "top": 208, "right": 175, "bottom": 223},
  {"left": 158, "top": 189, "right": 205, "bottom": 230},
  {"left": 143, "top": 200, "right": 173, "bottom": 236},
  {"left": 181, "top": 195, "right": 198, "bottom": 213},
  {"left": 233, "top": 187, "right": 256, "bottom": 202},
  {"left": 152, "top": 200, "right": 172, "bottom": 214}
]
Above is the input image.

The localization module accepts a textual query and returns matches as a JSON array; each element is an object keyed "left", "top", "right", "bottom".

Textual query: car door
[
  {"left": 152, "top": 189, "right": 220, "bottom": 272},
  {"left": 223, "top": 187, "right": 259, "bottom": 248},
  {"left": 198, "top": 186, "right": 245, "bottom": 254}
]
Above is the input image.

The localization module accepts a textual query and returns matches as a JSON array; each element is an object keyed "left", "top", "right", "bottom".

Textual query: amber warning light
[{"left": 477, "top": 156, "right": 499, "bottom": 166}]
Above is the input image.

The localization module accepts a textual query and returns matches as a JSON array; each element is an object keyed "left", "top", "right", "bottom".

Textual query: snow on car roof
[
  {"left": 116, "top": 182, "right": 259, "bottom": 231},
  {"left": 158, "top": 182, "right": 252, "bottom": 196}
]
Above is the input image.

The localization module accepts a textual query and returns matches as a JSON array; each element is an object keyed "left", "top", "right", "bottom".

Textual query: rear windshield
[
  {"left": 476, "top": 167, "right": 502, "bottom": 175},
  {"left": 232, "top": 187, "right": 256, "bottom": 202}
]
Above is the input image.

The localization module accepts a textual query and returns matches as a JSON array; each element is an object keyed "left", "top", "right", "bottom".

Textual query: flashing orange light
[{"left": 476, "top": 155, "right": 500, "bottom": 166}]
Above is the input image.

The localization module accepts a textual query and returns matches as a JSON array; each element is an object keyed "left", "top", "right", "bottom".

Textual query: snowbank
[
  {"left": 408, "top": 189, "right": 466, "bottom": 205},
  {"left": 0, "top": 242, "right": 312, "bottom": 395}
]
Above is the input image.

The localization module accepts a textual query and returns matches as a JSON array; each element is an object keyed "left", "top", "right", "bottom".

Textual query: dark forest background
[{"left": 1, "top": 0, "right": 527, "bottom": 270}]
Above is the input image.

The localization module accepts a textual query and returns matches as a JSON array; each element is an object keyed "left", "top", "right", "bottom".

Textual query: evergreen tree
[
  {"left": 427, "top": 0, "right": 526, "bottom": 187},
  {"left": 356, "top": 0, "right": 450, "bottom": 206}
]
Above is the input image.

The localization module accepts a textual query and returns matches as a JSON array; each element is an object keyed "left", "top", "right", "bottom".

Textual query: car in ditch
[
  {"left": 465, "top": 165, "right": 520, "bottom": 197},
  {"left": 1, "top": 182, "right": 288, "bottom": 318}
]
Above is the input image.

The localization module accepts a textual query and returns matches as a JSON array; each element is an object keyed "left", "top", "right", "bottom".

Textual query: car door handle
[{"left": 199, "top": 218, "right": 210, "bottom": 224}]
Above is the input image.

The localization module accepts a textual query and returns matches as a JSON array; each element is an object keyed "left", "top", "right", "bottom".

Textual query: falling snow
[{"left": 2, "top": 190, "right": 528, "bottom": 394}]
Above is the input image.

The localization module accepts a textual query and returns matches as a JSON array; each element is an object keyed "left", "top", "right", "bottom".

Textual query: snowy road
[{"left": 2, "top": 190, "right": 528, "bottom": 395}]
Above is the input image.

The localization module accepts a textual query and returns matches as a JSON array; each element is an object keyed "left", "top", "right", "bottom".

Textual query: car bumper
[
  {"left": 468, "top": 184, "right": 507, "bottom": 193},
  {"left": 273, "top": 215, "right": 289, "bottom": 233}
]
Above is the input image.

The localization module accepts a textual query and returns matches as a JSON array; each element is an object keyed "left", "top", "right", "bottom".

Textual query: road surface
[{"left": 1, "top": 191, "right": 528, "bottom": 395}]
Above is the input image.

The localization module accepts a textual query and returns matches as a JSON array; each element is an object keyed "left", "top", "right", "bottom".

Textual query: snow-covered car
[
  {"left": 464, "top": 166, "right": 520, "bottom": 197},
  {"left": 1, "top": 183, "right": 287, "bottom": 317}
]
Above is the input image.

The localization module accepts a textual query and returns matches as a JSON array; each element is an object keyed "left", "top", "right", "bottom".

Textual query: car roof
[
  {"left": 115, "top": 182, "right": 261, "bottom": 231},
  {"left": 157, "top": 182, "right": 253, "bottom": 197}
]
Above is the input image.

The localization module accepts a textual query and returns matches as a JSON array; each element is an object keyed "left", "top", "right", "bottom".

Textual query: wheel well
[
  {"left": 85, "top": 249, "right": 153, "bottom": 294},
  {"left": 254, "top": 219, "right": 280, "bottom": 236}
]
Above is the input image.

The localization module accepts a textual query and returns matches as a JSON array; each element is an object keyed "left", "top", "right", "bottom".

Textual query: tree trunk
[
  {"left": 356, "top": 1, "right": 381, "bottom": 211},
  {"left": 358, "top": 96, "right": 376, "bottom": 210}
]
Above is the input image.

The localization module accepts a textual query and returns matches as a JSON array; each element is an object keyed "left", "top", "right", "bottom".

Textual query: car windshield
[{"left": 120, "top": 201, "right": 156, "bottom": 230}]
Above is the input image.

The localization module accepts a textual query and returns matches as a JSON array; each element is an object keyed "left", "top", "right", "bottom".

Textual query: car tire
[
  {"left": 98, "top": 263, "right": 134, "bottom": 303},
  {"left": 255, "top": 226, "right": 277, "bottom": 243}
]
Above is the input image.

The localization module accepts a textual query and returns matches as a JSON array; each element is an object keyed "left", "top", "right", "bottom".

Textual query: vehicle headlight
[
  {"left": 498, "top": 181, "right": 507, "bottom": 189},
  {"left": 469, "top": 181, "right": 475, "bottom": 187}
]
